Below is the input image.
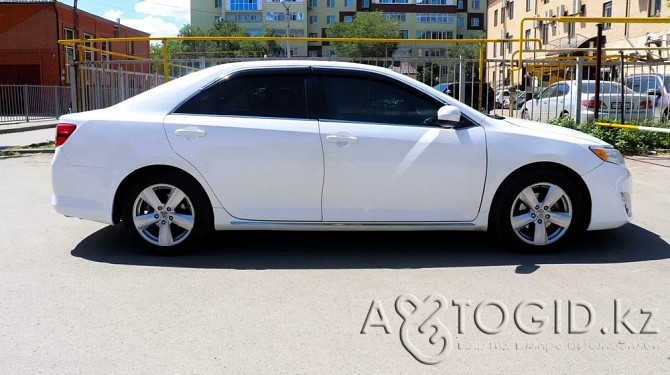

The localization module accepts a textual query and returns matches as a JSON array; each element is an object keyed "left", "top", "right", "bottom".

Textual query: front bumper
[
  {"left": 582, "top": 160, "right": 633, "bottom": 231},
  {"left": 51, "top": 147, "right": 128, "bottom": 225}
]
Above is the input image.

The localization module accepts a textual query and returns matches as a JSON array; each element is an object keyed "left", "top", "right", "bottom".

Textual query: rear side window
[
  {"left": 320, "top": 75, "right": 441, "bottom": 126},
  {"left": 175, "top": 74, "right": 308, "bottom": 119}
]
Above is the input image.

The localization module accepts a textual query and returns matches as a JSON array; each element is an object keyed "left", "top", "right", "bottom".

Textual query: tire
[
  {"left": 121, "top": 171, "right": 212, "bottom": 254},
  {"left": 521, "top": 110, "right": 530, "bottom": 120},
  {"left": 560, "top": 111, "right": 571, "bottom": 119},
  {"left": 491, "top": 169, "right": 588, "bottom": 252}
]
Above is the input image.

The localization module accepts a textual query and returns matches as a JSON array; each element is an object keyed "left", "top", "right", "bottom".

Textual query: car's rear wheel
[
  {"left": 121, "top": 172, "right": 211, "bottom": 253},
  {"left": 522, "top": 110, "right": 530, "bottom": 120},
  {"left": 492, "top": 169, "right": 587, "bottom": 252}
]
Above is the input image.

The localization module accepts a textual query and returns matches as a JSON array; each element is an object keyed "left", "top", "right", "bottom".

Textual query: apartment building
[
  {"left": 486, "top": 0, "right": 668, "bottom": 85},
  {"left": 191, "top": 0, "right": 486, "bottom": 57}
]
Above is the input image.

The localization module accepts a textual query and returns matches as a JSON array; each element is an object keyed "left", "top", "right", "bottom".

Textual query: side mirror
[
  {"left": 648, "top": 88, "right": 662, "bottom": 96},
  {"left": 533, "top": 93, "right": 539, "bottom": 100},
  {"left": 437, "top": 105, "right": 461, "bottom": 128}
]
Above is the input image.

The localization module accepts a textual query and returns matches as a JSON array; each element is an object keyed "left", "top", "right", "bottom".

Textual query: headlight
[{"left": 590, "top": 146, "right": 625, "bottom": 165}]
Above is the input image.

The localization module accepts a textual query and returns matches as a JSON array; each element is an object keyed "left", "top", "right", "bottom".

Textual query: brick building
[{"left": 0, "top": 0, "right": 150, "bottom": 85}]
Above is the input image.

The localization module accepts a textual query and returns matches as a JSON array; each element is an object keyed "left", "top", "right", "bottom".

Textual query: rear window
[{"left": 581, "top": 82, "right": 632, "bottom": 95}]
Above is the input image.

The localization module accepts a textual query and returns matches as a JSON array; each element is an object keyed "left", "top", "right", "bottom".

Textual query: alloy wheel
[
  {"left": 509, "top": 182, "right": 573, "bottom": 246},
  {"left": 132, "top": 184, "right": 195, "bottom": 246}
]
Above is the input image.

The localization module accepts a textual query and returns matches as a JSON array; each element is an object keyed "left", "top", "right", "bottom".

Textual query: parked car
[
  {"left": 495, "top": 89, "right": 511, "bottom": 109},
  {"left": 521, "top": 80, "right": 653, "bottom": 123},
  {"left": 52, "top": 61, "right": 631, "bottom": 253},
  {"left": 433, "top": 82, "right": 496, "bottom": 112},
  {"left": 625, "top": 73, "right": 670, "bottom": 121}
]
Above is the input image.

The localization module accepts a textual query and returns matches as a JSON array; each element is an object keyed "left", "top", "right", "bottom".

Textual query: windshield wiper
[{"left": 488, "top": 114, "right": 505, "bottom": 120}]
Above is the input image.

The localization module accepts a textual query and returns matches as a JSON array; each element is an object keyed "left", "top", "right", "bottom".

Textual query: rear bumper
[
  {"left": 51, "top": 147, "right": 128, "bottom": 225},
  {"left": 582, "top": 161, "right": 633, "bottom": 231}
]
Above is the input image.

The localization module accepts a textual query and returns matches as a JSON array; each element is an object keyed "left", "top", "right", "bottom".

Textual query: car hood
[{"left": 502, "top": 117, "right": 610, "bottom": 146}]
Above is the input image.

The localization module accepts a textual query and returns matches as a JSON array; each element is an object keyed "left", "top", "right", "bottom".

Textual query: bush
[{"left": 547, "top": 117, "right": 670, "bottom": 154}]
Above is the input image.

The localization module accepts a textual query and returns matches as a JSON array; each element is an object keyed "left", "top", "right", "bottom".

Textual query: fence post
[
  {"left": 478, "top": 43, "right": 485, "bottom": 112},
  {"left": 23, "top": 85, "right": 29, "bottom": 122},
  {"left": 198, "top": 56, "right": 206, "bottom": 70},
  {"left": 54, "top": 86, "right": 60, "bottom": 118},
  {"left": 118, "top": 67, "right": 125, "bottom": 102},
  {"left": 162, "top": 38, "right": 169, "bottom": 82},
  {"left": 69, "top": 64, "right": 77, "bottom": 112},
  {"left": 458, "top": 55, "right": 466, "bottom": 104},
  {"left": 575, "top": 56, "right": 583, "bottom": 124}
]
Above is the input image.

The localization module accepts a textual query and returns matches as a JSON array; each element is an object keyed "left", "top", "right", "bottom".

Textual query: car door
[
  {"left": 535, "top": 84, "right": 557, "bottom": 122},
  {"left": 163, "top": 68, "right": 324, "bottom": 221},
  {"left": 315, "top": 69, "right": 487, "bottom": 222}
]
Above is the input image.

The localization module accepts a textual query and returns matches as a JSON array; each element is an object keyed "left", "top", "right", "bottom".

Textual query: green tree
[{"left": 327, "top": 12, "right": 400, "bottom": 57}]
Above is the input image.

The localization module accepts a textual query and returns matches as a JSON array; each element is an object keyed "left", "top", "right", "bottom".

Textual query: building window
[
  {"left": 344, "top": 0, "right": 353, "bottom": 6},
  {"left": 362, "top": 0, "right": 370, "bottom": 7},
  {"left": 247, "top": 29, "right": 262, "bottom": 36},
  {"left": 416, "top": 30, "right": 449, "bottom": 39},
  {"left": 525, "top": 29, "right": 531, "bottom": 49},
  {"left": 309, "top": 15, "right": 318, "bottom": 24},
  {"left": 542, "top": 24, "right": 549, "bottom": 44},
  {"left": 568, "top": 22, "right": 575, "bottom": 37},
  {"left": 128, "top": 41, "right": 135, "bottom": 55},
  {"left": 83, "top": 33, "right": 94, "bottom": 62},
  {"left": 327, "top": 15, "right": 335, "bottom": 24},
  {"left": 100, "top": 40, "right": 110, "bottom": 61},
  {"left": 508, "top": 35, "right": 513, "bottom": 53},
  {"left": 457, "top": 0, "right": 464, "bottom": 10},
  {"left": 457, "top": 16, "right": 463, "bottom": 27},
  {"left": 650, "top": 0, "right": 662, "bottom": 17},
  {"left": 327, "top": 0, "right": 334, "bottom": 7},
  {"left": 230, "top": 0, "right": 258, "bottom": 11},
  {"left": 309, "top": 0, "right": 317, "bottom": 6},
  {"left": 399, "top": 30, "right": 408, "bottom": 38},
  {"left": 267, "top": 12, "right": 303, "bottom": 21},
  {"left": 493, "top": 42, "right": 497, "bottom": 57},
  {"left": 457, "top": 34, "right": 463, "bottom": 39},
  {"left": 215, "top": 0, "right": 222, "bottom": 7},
  {"left": 383, "top": 12, "right": 406, "bottom": 22},
  {"left": 447, "top": 31, "right": 453, "bottom": 39},
  {"left": 416, "top": 13, "right": 450, "bottom": 23},
  {"left": 416, "top": 0, "right": 455, "bottom": 4},
  {"left": 526, "top": 0, "right": 531, "bottom": 12},
  {"left": 226, "top": 12, "right": 262, "bottom": 22},
  {"left": 494, "top": 10, "right": 498, "bottom": 26},
  {"left": 378, "top": 0, "right": 409, "bottom": 2},
  {"left": 470, "top": 17, "right": 479, "bottom": 27},
  {"left": 501, "top": 7, "right": 505, "bottom": 23},
  {"left": 309, "top": 32, "right": 318, "bottom": 37},
  {"left": 509, "top": 2, "right": 514, "bottom": 20},
  {"left": 343, "top": 15, "right": 353, "bottom": 22},
  {"left": 63, "top": 28, "right": 75, "bottom": 60},
  {"left": 500, "top": 41, "right": 504, "bottom": 56},
  {"left": 603, "top": 2, "right": 612, "bottom": 29},
  {"left": 471, "top": 0, "right": 479, "bottom": 9}
]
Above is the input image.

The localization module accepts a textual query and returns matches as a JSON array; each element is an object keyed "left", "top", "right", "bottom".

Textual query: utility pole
[{"left": 281, "top": 0, "right": 291, "bottom": 58}]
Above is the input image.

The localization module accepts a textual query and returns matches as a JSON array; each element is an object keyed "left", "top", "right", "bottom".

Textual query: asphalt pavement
[{"left": 1, "top": 154, "right": 668, "bottom": 374}]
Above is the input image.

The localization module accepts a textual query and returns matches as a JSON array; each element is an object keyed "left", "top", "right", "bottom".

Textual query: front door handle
[
  {"left": 175, "top": 126, "right": 207, "bottom": 138},
  {"left": 326, "top": 134, "right": 358, "bottom": 144}
]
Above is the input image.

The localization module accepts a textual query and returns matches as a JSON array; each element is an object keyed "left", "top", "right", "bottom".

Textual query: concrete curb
[{"left": 0, "top": 123, "right": 57, "bottom": 135}]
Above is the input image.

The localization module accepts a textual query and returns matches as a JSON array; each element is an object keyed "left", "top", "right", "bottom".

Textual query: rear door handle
[
  {"left": 175, "top": 126, "right": 207, "bottom": 138},
  {"left": 326, "top": 134, "right": 358, "bottom": 144}
]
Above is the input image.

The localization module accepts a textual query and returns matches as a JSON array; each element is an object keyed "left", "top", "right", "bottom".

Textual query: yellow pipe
[
  {"left": 595, "top": 122, "right": 670, "bottom": 133},
  {"left": 162, "top": 39, "right": 169, "bottom": 82},
  {"left": 59, "top": 36, "right": 542, "bottom": 47},
  {"left": 77, "top": 44, "right": 146, "bottom": 61}
]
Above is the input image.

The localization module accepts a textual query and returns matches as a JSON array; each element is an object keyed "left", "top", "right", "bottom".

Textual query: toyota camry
[{"left": 51, "top": 61, "right": 632, "bottom": 253}]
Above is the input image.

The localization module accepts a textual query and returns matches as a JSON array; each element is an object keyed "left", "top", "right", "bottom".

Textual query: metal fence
[
  {"left": 488, "top": 55, "right": 670, "bottom": 124},
  {"left": 76, "top": 56, "right": 486, "bottom": 111},
  {"left": 0, "top": 85, "right": 71, "bottom": 124}
]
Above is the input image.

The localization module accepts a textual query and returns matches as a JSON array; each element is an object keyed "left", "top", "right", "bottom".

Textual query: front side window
[
  {"left": 175, "top": 74, "right": 308, "bottom": 119},
  {"left": 320, "top": 75, "right": 441, "bottom": 126}
]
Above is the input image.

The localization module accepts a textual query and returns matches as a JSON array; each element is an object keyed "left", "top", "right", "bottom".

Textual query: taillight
[
  {"left": 581, "top": 99, "right": 607, "bottom": 109},
  {"left": 55, "top": 123, "right": 76, "bottom": 147},
  {"left": 639, "top": 100, "right": 652, "bottom": 109}
]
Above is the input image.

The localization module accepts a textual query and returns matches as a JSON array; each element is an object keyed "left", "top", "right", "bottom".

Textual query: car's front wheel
[
  {"left": 121, "top": 172, "right": 211, "bottom": 253},
  {"left": 492, "top": 169, "right": 587, "bottom": 251}
]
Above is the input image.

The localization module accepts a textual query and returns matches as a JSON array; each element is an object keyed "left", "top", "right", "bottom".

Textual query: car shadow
[{"left": 70, "top": 223, "right": 670, "bottom": 272}]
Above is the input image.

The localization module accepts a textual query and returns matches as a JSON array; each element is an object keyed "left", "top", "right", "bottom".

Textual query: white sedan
[{"left": 52, "top": 61, "right": 632, "bottom": 253}]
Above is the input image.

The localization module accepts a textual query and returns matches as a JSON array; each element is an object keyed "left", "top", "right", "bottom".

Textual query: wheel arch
[
  {"left": 112, "top": 164, "right": 215, "bottom": 225},
  {"left": 487, "top": 162, "right": 592, "bottom": 229}
]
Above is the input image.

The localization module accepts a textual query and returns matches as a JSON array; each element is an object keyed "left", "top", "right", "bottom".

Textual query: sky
[{"left": 58, "top": 0, "right": 191, "bottom": 37}]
